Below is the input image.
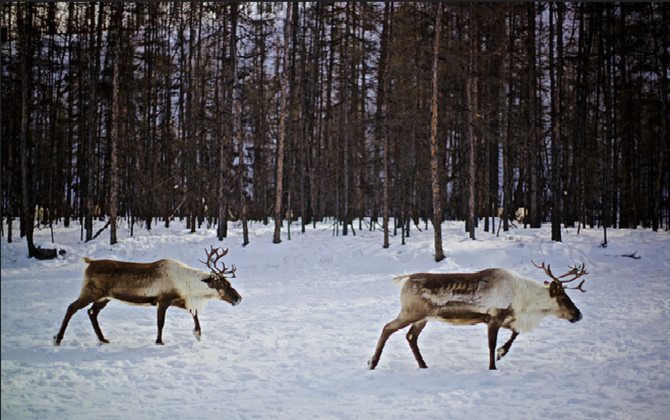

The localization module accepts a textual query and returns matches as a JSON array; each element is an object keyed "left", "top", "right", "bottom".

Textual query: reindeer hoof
[
  {"left": 366, "top": 360, "right": 376, "bottom": 370},
  {"left": 193, "top": 330, "right": 202, "bottom": 341},
  {"left": 53, "top": 336, "right": 61, "bottom": 346},
  {"left": 98, "top": 339, "right": 111, "bottom": 345}
]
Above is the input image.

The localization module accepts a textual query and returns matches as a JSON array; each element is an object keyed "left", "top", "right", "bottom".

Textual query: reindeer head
[
  {"left": 532, "top": 261, "right": 588, "bottom": 323},
  {"left": 200, "top": 246, "right": 242, "bottom": 306}
]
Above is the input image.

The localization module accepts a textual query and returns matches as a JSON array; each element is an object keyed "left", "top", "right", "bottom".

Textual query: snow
[{"left": 2, "top": 219, "right": 669, "bottom": 420}]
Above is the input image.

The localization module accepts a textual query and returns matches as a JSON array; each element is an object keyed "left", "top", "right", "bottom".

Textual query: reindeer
[
  {"left": 54, "top": 246, "right": 242, "bottom": 346},
  {"left": 367, "top": 261, "right": 587, "bottom": 370}
]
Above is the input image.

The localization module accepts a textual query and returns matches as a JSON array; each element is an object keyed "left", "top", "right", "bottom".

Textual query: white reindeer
[
  {"left": 54, "top": 246, "right": 242, "bottom": 346},
  {"left": 367, "top": 261, "right": 587, "bottom": 370}
]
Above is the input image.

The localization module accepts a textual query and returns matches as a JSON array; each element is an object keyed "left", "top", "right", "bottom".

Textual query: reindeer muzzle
[
  {"left": 570, "top": 311, "right": 583, "bottom": 323},
  {"left": 231, "top": 296, "right": 242, "bottom": 307}
]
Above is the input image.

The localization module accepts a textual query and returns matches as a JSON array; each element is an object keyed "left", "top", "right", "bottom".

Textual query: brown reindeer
[
  {"left": 54, "top": 246, "right": 241, "bottom": 346},
  {"left": 368, "top": 262, "right": 587, "bottom": 370}
]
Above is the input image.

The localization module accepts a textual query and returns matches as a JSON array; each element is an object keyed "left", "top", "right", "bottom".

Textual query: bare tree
[
  {"left": 380, "top": 3, "right": 392, "bottom": 249},
  {"left": 549, "top": 2, "right": 563, "bottom": 242},
  {"left": 109, "top": 3, "right": 122, "bottom": 246},
  {"left": 527, "top": 3, "right": 541, "bottom": 229},
  {"left": 18, "top": 3, "right": 36, "bottom": 257},
  {"left": 3, "top": 3, "right": 669, "bottom": 249},
  {"left": 429, "top": 3, "right": 445, "bottom": 260},
  {"left": 274, "top": 5, "right": 291, "bottom": 244},
  {"left": 465, "top": 4, "right": 478, "bottom": 240},
  {"left": 229, "top": 3, "right": 249, "bottom": 246}
]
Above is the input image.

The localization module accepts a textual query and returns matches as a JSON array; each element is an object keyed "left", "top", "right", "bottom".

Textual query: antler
[
  {"left": 199, "top": 246, "right": 237, "bottom": 278},
  {"left": 531, "top": 260, "right": 588, "bottom": 293}
]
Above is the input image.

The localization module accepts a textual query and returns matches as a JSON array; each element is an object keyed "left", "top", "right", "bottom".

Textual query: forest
[{"left": 2, "top": 2, "right": 669, "bottom": 259}]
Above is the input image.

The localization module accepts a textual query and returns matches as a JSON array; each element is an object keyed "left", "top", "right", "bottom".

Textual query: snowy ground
[{"left": 2, "top": 218, "right": 669, "bottom": 420}]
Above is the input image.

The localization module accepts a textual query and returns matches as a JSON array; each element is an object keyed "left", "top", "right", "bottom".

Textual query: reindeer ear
[{"left": 549, "top": 281, "right": 563, "bottom": 297}]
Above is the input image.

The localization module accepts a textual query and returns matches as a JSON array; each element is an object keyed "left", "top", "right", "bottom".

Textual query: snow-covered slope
[{"left": 2, "top": 219, "right": 669, "bottom": 419}]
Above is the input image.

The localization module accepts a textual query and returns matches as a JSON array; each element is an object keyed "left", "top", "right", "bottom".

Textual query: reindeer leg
[
  {"left": 496, "top": 331, "right": 519, "bottom": 361},
  {"left": 87, "top": 300, "right": 111, "bottom": 344},
  {"left": 487, "top": 320, "right": 502, "bottom": 370},
  {"left": 192, "top": 313, "right": 202, "bottom": 341},
  {"left": 367, "top": 317, "right": 413, "bottom": 370},
  {"left": 156, "top": 298, "right": 174, "bottom": 345},
  {"left": 54, "top": 297, "right": 92, "bottom": 346},
  {"left": 406, "top": 320, "right": 428, "bottom": 369}
]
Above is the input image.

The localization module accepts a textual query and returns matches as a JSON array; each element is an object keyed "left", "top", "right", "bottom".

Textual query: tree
[
  {"left": 2, "top": 3, "right": 669, "bottom": 249},
  {"left": 465, "top": 4, "right": 478, "bottom": 240},
  {"left": 274, "top": 5, "right": 291, "bottom": 244},
  {"left": 526, "top": 2, "right": 541, "bottom": 229},
  {"left": 109, "top": 3, "right": 122, "bottom": 246},
  {"left": 429, "top": 3, "right": 446, "bottom": 260},
  {"left": 18, "top": 3, "right": 36, "bottom": 257},
  {"left": 549, "top": 2, "right": 563, "bottom": 242},
  {"left": 341, "top": 3, "right": 351, "bottom": 236},
  {"left": 379, "top": 2, "right": 392, "bottom": 249},
  {"left": 230, "top": 3, "right": 249, "bottom": 246}
]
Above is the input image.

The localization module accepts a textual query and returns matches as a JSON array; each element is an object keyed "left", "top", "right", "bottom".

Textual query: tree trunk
[
  {"left": 109, "top": 3, "right": 122, "bottom": 246},
  {"left": 229, "top": 3, "right": 249, "bottom": 246},
  {"left": 549, "top": 2, "right": 563, "bottom": 242},
  {"left": 430, "top": 4, "right": 445, "bottom": 260},
  {"left": 274, "top": 5, "right": 291, "bottom": 244},
  {"left": 342, "top": 3, "right": 351, "bottom": 236},
  {"left": 657, "top": 3, "right": 669, "bottom": 231},
  {"left": 84, "top": 3, "right": 98, "bottom": 242},
  {"left": 380, "top": 3, "right": 392, "bottom": 249},
  {"left": 502, "top": 8, "right": 517, "bottom": 233},
  {"left": 527, "top": 3, "right": 541, "bottom": 229},
  {"left": 19, "top": 4, "right": 36, "bottom": 258},
  {"left": 466, "top": 4, "right": 478, "bottom": 240}
]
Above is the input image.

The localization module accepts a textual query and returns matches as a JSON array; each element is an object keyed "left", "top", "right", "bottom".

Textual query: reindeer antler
[
  {"left": 199, "top": 246, "right": 237, "bottom": 278},
  {"left": 532, "top": 260, "right": 588, "bottom": 293}
]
